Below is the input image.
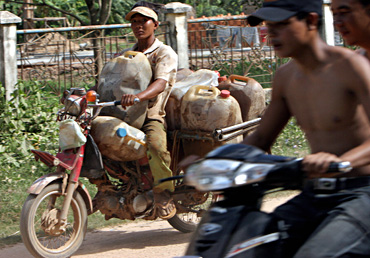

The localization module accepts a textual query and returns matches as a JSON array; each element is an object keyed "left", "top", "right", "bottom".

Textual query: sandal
[{"left": 153, "top": 190, "right": 177, "bottom": 219}]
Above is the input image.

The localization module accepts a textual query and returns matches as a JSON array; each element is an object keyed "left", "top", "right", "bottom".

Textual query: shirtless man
[
  {"left": 244, "top": 0, "right": 370, "bottom": 256},
  {"left": 331, "top": 0, "right": 370, "bottom": 61}
]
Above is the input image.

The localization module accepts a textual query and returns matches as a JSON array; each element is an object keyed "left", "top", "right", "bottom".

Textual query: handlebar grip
[
  {"left": 327, "top": 161, "right": 352, "bottom": 173},
  {"left": 113, "top": 98, "right": 139, "bottom": 107}
]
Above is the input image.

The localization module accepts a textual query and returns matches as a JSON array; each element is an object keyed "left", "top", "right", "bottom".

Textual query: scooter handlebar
[{"left": 327, "top": 161, "right": 352, "bottom": 173}]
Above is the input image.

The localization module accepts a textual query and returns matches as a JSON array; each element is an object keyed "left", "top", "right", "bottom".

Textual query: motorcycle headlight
[
  {"left": 186, "top": 159, "right": 242, "bottom": 191},
  {"left": 64, "top": 95, "right": 85, "bottom": 116},
  {"left": 186, "top": 160, "right": 275, "bottom": 191}
]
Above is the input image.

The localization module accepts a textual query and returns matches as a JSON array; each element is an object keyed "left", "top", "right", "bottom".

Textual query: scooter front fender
[{"left": 27, "top": 171, "right": 93, "bottom": 215}]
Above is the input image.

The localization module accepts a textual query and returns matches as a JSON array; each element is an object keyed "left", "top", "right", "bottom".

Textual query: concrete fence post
[
  {"left": 322, "top": 0, "right": 335, "bottom": 46},
  {"left": 0, "top": 11, "right": 21, "bottom": 101},
  {"left": 164, "top": 3, "right": 192, "bottom": 70}
]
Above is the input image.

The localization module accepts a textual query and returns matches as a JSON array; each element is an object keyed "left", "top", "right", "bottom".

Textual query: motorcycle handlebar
[
  {"left": 294, "top": 159, "right": 352, "bottom": 173},
  {"left": 327, "top": 161, "right": 352, "bottom": 173},
  {"left": 87, "top": 97, "right": 141, "bottom": 120},
  {"left": 89, "top": 98, "right": 140, "bottom": 108}
]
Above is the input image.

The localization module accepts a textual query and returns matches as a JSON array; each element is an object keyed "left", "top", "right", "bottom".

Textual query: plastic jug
[
  {"left": 180, "top": 85, "right": 243, "bottom": 157},
  {"left": 165, "top": 69, "right": 219, "bottom": 131},
  {"left": 97, "top": 51, "right": 151, "bottom": 129},
  {"left": 218, "top": 74, "right": 266, "bottom": 122},
  {"left": 91, "top": 116, "right": 147, "bottom": 162},
  {"left": 181, "top": 85, "right": 242, "bottom": 131}
]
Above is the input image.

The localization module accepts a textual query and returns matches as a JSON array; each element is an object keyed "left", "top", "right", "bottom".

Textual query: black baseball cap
[{"left": 247, "top": 0, "right": 323, "bottom": 26}]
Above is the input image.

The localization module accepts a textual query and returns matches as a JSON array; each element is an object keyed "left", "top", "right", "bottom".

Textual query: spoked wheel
[
  {"left": 168, "top": 189, "right": 218, "bottom": 233},
  {"left": 20, "top": 183, "right": 87, "bottom": 258}
]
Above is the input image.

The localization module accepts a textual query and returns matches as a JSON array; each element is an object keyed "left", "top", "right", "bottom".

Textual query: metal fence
[
  {"left": 16, "top": 16, "right": 281, "bottom": 93},
  {"left": 187, "top": 16, "right": 283, "bottom": 87},
  {"left": 16, "top": 23, "right": 170, "bottom": 95}
]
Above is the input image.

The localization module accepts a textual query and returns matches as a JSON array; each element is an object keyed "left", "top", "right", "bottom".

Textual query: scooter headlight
[
  {"left": 186, "top": 159, "right": 243, "bottom": 191},
  {"left": 186, "top": 160, "right": 275, "bottom": 191},
  {"left": 233, "top": 163, "right": 275, "bottom": 185}
]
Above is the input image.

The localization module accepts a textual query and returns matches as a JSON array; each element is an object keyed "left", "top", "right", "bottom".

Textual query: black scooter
[{"left": 178, "top": 144, "right": 351, "bottom": 258}]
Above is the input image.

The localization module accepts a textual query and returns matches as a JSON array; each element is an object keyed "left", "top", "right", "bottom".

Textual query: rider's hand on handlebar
[
  {"left": 302, "top": 152, "right": 342, "bottom": 177},
  {"left": 121, "top": 94, "right": 139, "bottom": 110}
]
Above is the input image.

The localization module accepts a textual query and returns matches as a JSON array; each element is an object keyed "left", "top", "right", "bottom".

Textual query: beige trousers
[{"left": 142, "top": 120, "right": 174, "bottom": 192}]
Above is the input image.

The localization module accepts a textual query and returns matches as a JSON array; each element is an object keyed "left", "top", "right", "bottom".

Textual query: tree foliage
[
  {"left": 3, "top": 0, "right": 115, "bottom": 26},
  {"left": 1, "top": 0, "right": 263, "bottom": 27}
]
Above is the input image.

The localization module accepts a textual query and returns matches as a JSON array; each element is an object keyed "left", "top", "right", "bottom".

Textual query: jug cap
[
  {"left": 220, "top": 90, "right": 230, "bottom": 98},
  {"left": 218, "top": 76, "right": 228, "bottom": 83},
  {"left": 116, "top": 128, "right": 127, "bottom": 138}
]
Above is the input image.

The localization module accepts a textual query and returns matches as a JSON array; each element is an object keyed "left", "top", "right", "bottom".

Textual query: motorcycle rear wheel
[
  {"left": 20, "top": 183, "right": 87, "bottom": 258},
  {"left": 168, "top": 191, "right": 217, "bottom": 233}
]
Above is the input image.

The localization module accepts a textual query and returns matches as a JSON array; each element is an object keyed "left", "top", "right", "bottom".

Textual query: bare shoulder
[
  {"left": 330, "top": 47, "right": 370, "bottom": 101},
  {"left": 272, "top": 60, "right": 297, "bottom": 92},
  {"left": 330, "top": 46, "right": 369, "bottom": 70}
]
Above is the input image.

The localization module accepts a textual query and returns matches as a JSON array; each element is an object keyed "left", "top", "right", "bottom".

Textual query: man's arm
[
  {"left": 339, "top": 54, "right": 370, "bottom": 168},
  {"left": 243, "top": 67, "right": 292, "bottom": 152},
  {"left": 121, "top": 78, "right": 167, "bottom": 107}
]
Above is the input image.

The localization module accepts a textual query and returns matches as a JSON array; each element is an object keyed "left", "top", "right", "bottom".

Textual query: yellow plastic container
[
  {"left": 165, "top": 69, "right": 219, "bottom": 131},
  {"left": 181, "top": 85, "right": 243, "bottom": 132},
  {"left": 218, "top": 74, "right": 266, "bottom": 122},
  {"left": 97, "top": 51, "right": 151, "bottom": 129},
  {"left": 91, "top": 116, "right": 147, "bottom": 162},
  {"left": 180, "top": 85, "right": 243, "bottom": 157}
]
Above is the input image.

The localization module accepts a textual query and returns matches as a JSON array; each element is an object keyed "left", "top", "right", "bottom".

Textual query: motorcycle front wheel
[{"left": 20, "top": 183, "right": 87, "bottom": 258}]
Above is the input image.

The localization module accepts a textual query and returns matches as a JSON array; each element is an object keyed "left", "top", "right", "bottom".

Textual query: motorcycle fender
[
  {"left": 27, "top": 172, "right": 93, "bottom": 215},
  {"left": 76, "top": 181, "right": 93, "bottom": 215},
  {"left": 27, "top": 171, "right": 64, "bottom": 195}
]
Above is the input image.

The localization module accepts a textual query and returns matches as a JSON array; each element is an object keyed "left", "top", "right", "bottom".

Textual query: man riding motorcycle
[
  {"left": 91, "top": 1, "right": 178, "bottom": 219},
  {"left": 242, "top": 0, "right": 370, "bottom": 256}
]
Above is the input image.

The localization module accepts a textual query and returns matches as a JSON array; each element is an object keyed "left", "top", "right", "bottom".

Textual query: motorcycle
[
  {"left": 180, "top": 143, "right": 352, "bottom": 258},
  {"left": 19, "top": 88, "right": 216, "bottom": 258}
]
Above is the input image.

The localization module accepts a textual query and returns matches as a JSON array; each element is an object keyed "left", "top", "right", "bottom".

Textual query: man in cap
[
  {"left": 331, "top": 0, "right": 370, "bottom": 61},
  {"left": 121, "top": 1, "right": 178, "bottom": 219},
  {"left": 242, "top": 0, "right": 370, "bottom": 256}
]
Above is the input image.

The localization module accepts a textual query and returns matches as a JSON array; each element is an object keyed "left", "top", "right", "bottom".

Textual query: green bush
[{"left": 0, "top": 81, "right": 60, "bottom": 240}]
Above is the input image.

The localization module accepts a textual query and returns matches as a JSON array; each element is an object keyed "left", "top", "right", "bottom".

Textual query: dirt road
[{"left": 0, "top": 194, "right": 296, "bottom": 258}]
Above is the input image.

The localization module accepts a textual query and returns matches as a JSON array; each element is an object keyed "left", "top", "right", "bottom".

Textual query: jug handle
[
  {"left": 229, "top": 74, "right": 252, "bottom": 84},
  {"left": 124, "top": 51, "right": 140, "bottom": 58},
  {"left": 195, "top": 85, "right": 219, "bottom": 98}
]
